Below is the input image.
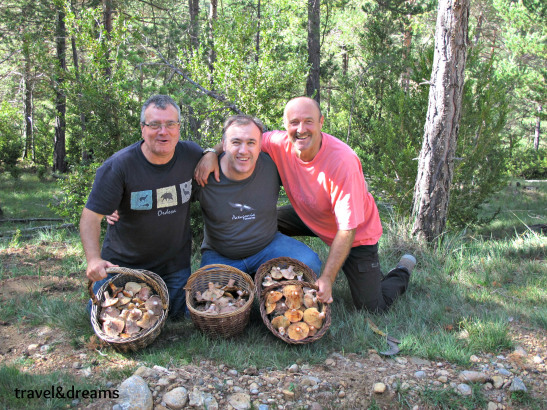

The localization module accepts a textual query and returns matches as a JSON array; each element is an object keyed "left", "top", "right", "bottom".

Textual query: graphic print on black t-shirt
[
  {"left": 157, "top": 186, "right": 178, "bottom": 208},
  {"left": 131, "top": 190, "right": 153, "bottom": 210}
]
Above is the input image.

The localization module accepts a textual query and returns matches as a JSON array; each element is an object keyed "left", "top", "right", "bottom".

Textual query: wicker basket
[
  {"left": 89, "top": 267, "right": 169, "bottom": 352},
  {"left": 254, "top": 257, "right": 318, "bottom": 301},
  {"left": 260, "top": 279, "right": 331, "bottom": 345},
  {"left": 185, "top": 264, "right": 255, "bottom": 338}
]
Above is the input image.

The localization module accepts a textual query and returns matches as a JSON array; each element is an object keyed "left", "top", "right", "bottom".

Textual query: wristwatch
[{"left": 202, "top": 148, "right": 217, "bottom": 155}]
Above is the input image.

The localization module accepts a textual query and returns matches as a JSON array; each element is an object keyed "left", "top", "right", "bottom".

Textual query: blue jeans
[
  {"left": 88, "top": 267, "right": 191, "bottom": 318},
  {"left": 200, "top": 232, "right": 321, "bottom": 276}
]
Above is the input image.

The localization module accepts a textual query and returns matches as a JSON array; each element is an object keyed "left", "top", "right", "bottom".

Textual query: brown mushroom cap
[
  {"left": 262, "top": 276, "right": 277, "bottom": 288},
  {"left": 303, "top": 307, "right": 324, "bottom": 329},
  {"left": 101, "top": 290, "right": 119, "bottom": 308},
  {"left": 136, "top": 312, "right": 158, "bottom": 329},
  {"left": 270, "top": 266, "right": 283, "bottom": 280},
  {"left": 108, "top": 283, "right": 123, "bottom": 297},
  {"left": 266, "top": 291, "right": 283, "bottom": 304},
  {"left": 281, "top": 265, "right": 296, "bottom": 280},
  {"left": 124, "top": 319, "right": 141, "bottom": 335},
  {"left": 284, "top": 308, "right": 304, "bottom": 322},
  {"left": 271, "top": 315, "right": 290, "bottom": 331},
  {"left": 127, "top": 308, "right": 143, "bottom": 322},
  {"left": 103, "top": 317, "right": 125, "bottom": 337},
  {"left": 201, "top": 282, "right": 225, "bottom": 301},
  {"left": 137, "top": 286, "right": 152, "bottom": 301},
  {"left": 287, "top": 322, "right": 310, "bottom": 341},
  {"left": 100, "top": 306, "right": 121, "bottom": 322},
  {"left": 145, "top": 296, "right": 163, "bottom": 316},
  {"left": 265, "top": 301, "right": 276, "bottom": 315},
  {"left": 124, "top": 282, "right": 142, "bottom": 294},
  {"left": 283, "top": 285, "right": 303, "bottom": 309},
  {"left": 272, "top": 301, "right": 288, "bottom": 315},
  {"left": 307, "top": 325, "right": 318, "bottom": 337}
]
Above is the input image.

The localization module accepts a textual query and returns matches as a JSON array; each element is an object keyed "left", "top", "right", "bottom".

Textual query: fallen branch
[
  {"left": 0, "top": 223, "right": 75, "bottom": 238},
  {"left": 0, "top": 218, "right": 64, "bottom": 224}
]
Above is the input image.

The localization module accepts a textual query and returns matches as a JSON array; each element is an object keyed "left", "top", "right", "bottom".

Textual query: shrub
[
  {"left": 0, "top": 101, "right": 23, "bottom": 177},
  {"left": 506, "top": 147, "right": 547, "bottom": 179}
]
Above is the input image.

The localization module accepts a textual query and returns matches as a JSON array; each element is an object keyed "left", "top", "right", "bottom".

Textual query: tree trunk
[
  {"left": 23, "top": 38, "right": 33, "bottom": 160},
  {"left": 53, "top": 3, "right": 67, "bottom": 173},
  {"left": 534, "top": 104, "right": 541, "bottom": 150},
  {"left": 255, "top": 0, "right": 261, "bottom": 63},
  {"left": 188, "top": 0, "right": 200, "bottom": 53},
  {"left": 207, "top": 0, "right": 218, "bottom": 86},
  {"left": 306, "top": 0, "right": 321, "bottom": 103},
  {"left": 412, "top": 0, "right": 470, "bottom": 242}
]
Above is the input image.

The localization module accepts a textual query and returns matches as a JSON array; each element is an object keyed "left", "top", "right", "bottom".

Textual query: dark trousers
[{"left": 277, "top": 204, "right": 410, "bottom": 312}]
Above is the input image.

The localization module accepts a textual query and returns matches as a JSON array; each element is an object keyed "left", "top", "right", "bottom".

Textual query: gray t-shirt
[{"left": 194, "top": 152, "right": 281, "bottom": 259}]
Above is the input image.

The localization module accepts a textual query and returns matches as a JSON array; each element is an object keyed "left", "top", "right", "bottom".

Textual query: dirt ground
[{"left": 0, "top": 246, "right": 546, "bottom": 409}]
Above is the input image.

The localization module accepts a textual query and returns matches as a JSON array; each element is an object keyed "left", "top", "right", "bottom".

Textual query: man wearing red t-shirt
[{"left": 196, "top": 97, "right": 416, "bottom": 312}]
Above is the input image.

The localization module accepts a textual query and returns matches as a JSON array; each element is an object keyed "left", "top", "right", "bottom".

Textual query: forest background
[{"left": 0, "top": 0, "right": 545, "bottom": 231}]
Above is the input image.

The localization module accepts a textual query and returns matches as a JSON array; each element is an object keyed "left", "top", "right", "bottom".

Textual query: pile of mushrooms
[
  {"left": 99, "top": 281, "right": 163, "bottom": 339},
  {"left": 261, "top": 265, "right": 306, "bottom": 289},
  {"left": 264, "top": 283, "right": 326, "bottom": 341},
  {"left": 193, "top": 279, "right": 250, "bottom": 315}
]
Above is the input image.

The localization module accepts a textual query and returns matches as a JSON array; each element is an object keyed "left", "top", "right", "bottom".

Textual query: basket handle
[{"left": 87, "top": 267, "right": 126, "bottom": 306}]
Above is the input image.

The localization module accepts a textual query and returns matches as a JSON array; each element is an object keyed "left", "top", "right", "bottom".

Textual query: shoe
[{"left": 397, "top": 254, "right": 416, "bottom": 274}]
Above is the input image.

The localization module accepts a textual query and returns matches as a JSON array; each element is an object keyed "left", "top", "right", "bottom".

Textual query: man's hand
[
  {"left": 106, "top": 210, "right": 119, "bottom": 225},
  {"left": 316, "top": 276, "right": 334, "bottom": 304},
  {"left": 86, "top": 258, "right": 118, "bottom": 282},
  {"left": 194, "top": 152, "right": 220, "bottom": 187}
]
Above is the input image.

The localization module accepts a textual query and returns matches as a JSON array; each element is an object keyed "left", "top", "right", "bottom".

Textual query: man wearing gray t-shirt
[{"left": 194, "top": 115, "right": 321, "bottom": 276}]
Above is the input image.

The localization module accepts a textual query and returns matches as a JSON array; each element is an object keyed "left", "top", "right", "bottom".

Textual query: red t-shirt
[{"left": 262, "top": 131, "right": 382, "bottom": 247}]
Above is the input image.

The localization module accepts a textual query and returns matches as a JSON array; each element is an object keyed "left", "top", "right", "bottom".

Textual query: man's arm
[
  {"left": 80, "top": 207, "right": 118, "bottom": 282},
  {"left": 194, "top": 142, "right": 223, "bottom": 187},
  {"left": 316, "top": 228, "right": 356, "bottom": 304}
]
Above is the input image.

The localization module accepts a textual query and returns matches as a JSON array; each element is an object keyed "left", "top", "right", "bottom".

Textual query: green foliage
[
  {"left": 506, "top": 147, "right": 547, "bottom": 179},
  {"left": 52, "top": 163, "right": 100, "bottom": 225},
  {"left": 0, "top": 101, "right": 23, "bottom": 176}
]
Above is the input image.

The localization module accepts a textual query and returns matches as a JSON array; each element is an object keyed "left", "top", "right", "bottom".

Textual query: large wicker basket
[
  {"left": 254, "top": 257, "right": 318, "bottom": 301},
  {"left": 89, "top": 267, "right": 169, "bottom": 352},
  {"left": 185, "top": 264, "right": 255, "bottom": 338},
  {"left": 260, "top": 280, "right": 331, "bottom": 345}
]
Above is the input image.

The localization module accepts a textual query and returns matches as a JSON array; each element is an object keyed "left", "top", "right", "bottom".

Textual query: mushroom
[
  {"left": 137, "top": 286, "right": 152, "bottom": 301},
  {"left": 103, "top": 317, "right": 125, "bottom": 338},
  {"left": 219, "top": 305, "right": 238, "bottom": 314},
  {"left": 201, "top": 282, "right": 225, "bottom": 302},
  {"left": 272, "top": 301, "right": 288, "bottom": 315},
  {"left": 145, "top": 296, "right": 163, "bottom": 316},
  {"left": 283, "top": 285, "right": 303, "bottom": 309},
  {"left": 116, "top": 293, "right": 132, "bottom": 307},
  {"left": 307, "top": 325, "right": 318, "bottom": 337},
  {"left": 127, "top": 308, "right": 143, "bottom": 322},
  {"left": 101, "top": 291, "right": 119, "bottom": 308},
  {"left": 124, "top": 319, "right": 141, "bottom": 335},
  {"left": 136, "top": 312, "right": 158, "bottom": 329},
  {"left": 108, "top": 283, "right": 123, "bottom": 297},
  {"left": 271, "top": 315, "right": 290, "bottom": 331},
  {"left": 287, "top": 322, "right": 310, "bottom": 341},
  {"left": 270, "top": 266, "right": 283, "bottom": 280},
  {"left": 262, "top": 276, "right": 277, "bottom": 288},
  {"left": 124, "top": 282, "right": 142, "bottom": 294},
  {"left": 284, "top": 308, "right": 304, "bottom": 323},
  {"left": 100, "top": 306, "right": 121, "bottom": 322},
  {"left": 266, "top": 291, "right": 283, "bottom": 304},
  {"left": 303, "top": 307, "right": 325, "bottom": 329},
  {"left": 281, "top": 265, "right": 296, "bottom": 280},
  {"left": 303, "top": 288, "right": 318, "bottom": 308},
  {"left": 265, "top": 300, "right": 277, "bottom": 315}
]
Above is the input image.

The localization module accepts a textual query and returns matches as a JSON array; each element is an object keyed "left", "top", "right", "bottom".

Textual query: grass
[{"left": 1, "top": 171, "right": 546, "bottom": 408}]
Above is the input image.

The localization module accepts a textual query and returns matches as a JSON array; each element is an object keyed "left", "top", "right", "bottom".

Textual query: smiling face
[
  {"left": 221, "top": 121, "right": 262, "bottom": 181},
  {"left": 283, "top": 97, "right": 324, "bottom": 162},
  {"left": 140, "top": 104, "right": 180, "bottom": 164}
]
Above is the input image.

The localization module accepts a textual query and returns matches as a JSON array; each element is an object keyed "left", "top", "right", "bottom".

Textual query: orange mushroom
[
  {"left": 284, "top": 308, "right": 304, "bottom": 323},
  {"left": 287, "top": 322, "right": 310, "bottom": 341},
  {"left": 271, "top": 315, "right": 290, "bottom": 331},
  {"left": 266, "top": 291, "right": 283, "bottom": 304},
  {"left": 283, "top": 284, "right": 303, "bottom": 309},
  {"left": 303, "top": 307, "right": 325, "bottom": 329}
]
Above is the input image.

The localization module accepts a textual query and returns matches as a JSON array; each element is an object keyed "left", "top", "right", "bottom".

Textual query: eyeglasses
[{"left": 142, "top": 121, "right": 180, "bottom": 130}]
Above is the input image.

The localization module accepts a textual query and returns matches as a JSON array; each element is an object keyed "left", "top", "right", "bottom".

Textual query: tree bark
[
  {"left": 306, "top": 0, "right": 321, "bottom": 103},
  {"left": 534, "top": 104, "right": 541, "bottom": 150},
  {"left": 23, "top": 37, "right": 33, "bottom": 160},
  {"left": 53, "top": 3, "right": 67, "bottom": 173},
  {"left": 412, "top": 0, "right": 470, "bottom": 242},
  {"left": 188, "top": 0, "right": 200, "bottom": 53},
  {"left": 207, "top": 0, "right": 218, "bottom": 86}
]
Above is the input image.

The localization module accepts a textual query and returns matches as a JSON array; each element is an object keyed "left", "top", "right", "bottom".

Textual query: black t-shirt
[{"left": 85, "top": 140, "right": 202, "bottom": 275}]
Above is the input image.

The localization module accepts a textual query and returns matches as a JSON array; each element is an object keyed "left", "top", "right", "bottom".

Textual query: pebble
[
  {"left": 457, "top": 383, "right": 473, "bottom": 396},
  {"left": 414, "top": 371, "right": 426, "bottom": 379},
  {"left": 117, "top": 375, "right": 153, "bottom": 410},
  {"left": 509, "top": 377, "right": 527, "bottom": 392},
  {"left": 492, "top": 375, "right": 504, "bottom": 389},
  {"left": 497, "top": 368, "right": 511, "bottom": 376},
  {"left": 228, "top": 392, "right": 251, "bottom": 409},
  {"left": 459, "top": 370, "right": 488, "bottom": 383},
  {"left": 288, "top": 364, "right": 299, "bottom": 373},
  {"left": 373, "top": 382, "right": 386, "bottom": 393},
  {"left": 163, "top": 386, "right": 188, "bottom": 409}
]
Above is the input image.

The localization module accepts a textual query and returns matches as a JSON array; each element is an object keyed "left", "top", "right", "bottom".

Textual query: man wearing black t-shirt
[{"left": 80, "top": 95, "right": 202, "bottom": 318}]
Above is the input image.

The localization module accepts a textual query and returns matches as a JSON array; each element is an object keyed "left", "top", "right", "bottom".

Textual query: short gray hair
[
  {"left": 140, "top": 95, "right": 181, "bottom": 123},
  {"left": 222, "top": 115, "right": 265, "bottom": 140}
]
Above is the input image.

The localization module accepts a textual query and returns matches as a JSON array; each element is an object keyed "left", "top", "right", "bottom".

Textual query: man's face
[
  {"left": 140, "top": 104, "right": 180, "bottom": 164},
  {"left": 284, "top": 97, "right": 324, "bottom": 162},
  {"left": 221, "top": 122, "right": 262, "bottom": 180}
]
